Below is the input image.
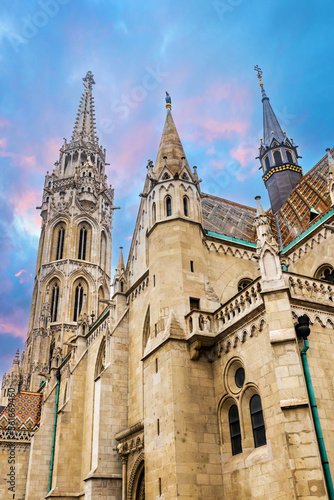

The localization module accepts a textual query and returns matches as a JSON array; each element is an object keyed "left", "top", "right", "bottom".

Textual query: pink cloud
[
  {"left": 126, "top": 235, "right": 133, "bottom": 241},
  {"left": 230, "top": 144, "right": 258, "bottom": 168},
  {"left": 15, "top": 269, "right": 31, "bottom": 283},
  {"left": 12, "top": 190, "right": 41, "bottom": 236},
  {"left": 0, "top": 149, "right": 36, "bottom": 169},
  {"left": 0, "top": 137, "right": 7, "bottom": 149},
  {"left": 0, "top": 320, "right": 27, "bottom": 339},
  {"left": 15, "top": 269, "right": 27, "bottom": 277}
]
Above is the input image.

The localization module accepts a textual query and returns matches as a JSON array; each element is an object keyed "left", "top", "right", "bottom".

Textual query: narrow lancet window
[
  {"left": 73, "top": 283, "right": 84, "bottom": 321},
  {"left": 229, "top": 405, "right": 242, "bottom": 455},
  {"left": 183, "top": 196, "right": 189, "bottom": 217},
  {"left": 166, "top": 196, "right": 172, "bottom": 217},
  {"left": 250, "top": 394, "right": 267, "bottom": 448},
  {"left": 56, "top": 227, "right": 65, "bottom": 260},
  {"left": 50, "top": 283, "right": 59, "bottom": 322},
  {"left": 78, "top": 227, "right": 87, "bottom": 260}
]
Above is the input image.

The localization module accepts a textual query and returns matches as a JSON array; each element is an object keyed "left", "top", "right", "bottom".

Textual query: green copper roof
[
  {"left": 204, "top": 230, "right": 257, "bottom": 247},
  {"left": 281, "top": 208, "right": 334, "bottom": 254}
]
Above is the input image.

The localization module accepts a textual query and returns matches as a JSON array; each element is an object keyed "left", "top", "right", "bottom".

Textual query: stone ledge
[
  {"left": 280, "top": 398, "right": 309, "bottom": 409},
  {"left": 270, "top": 328, "right": 296, "bottom": 344}
]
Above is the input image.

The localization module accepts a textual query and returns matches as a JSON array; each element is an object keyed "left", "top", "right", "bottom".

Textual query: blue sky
[{"left": 0, "top": 0, "right": 334, "bottom": 379}]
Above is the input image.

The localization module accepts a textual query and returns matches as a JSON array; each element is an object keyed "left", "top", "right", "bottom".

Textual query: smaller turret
[
  {"left": 254, "top": 66, "right": 302, "bottom": 213},
  {"left": 0, "top": 350, "right": 21, "bottom": 406}
]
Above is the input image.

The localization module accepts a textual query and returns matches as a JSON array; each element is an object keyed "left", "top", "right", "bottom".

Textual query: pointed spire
[
  {"left": 117, "top": 247, "right": 125, "bottom": 274},
  {"left": 154, "top": 93, "right": 192, "bottom": 176},
  {"left": 254, "top": 66, "right": 284, "bottom": 147},
  {"left": 255, "top": 195, "right": 266, "bottom": 216},
  {"left": 71, "top": 71, "right": 97, "bottom": 145}
]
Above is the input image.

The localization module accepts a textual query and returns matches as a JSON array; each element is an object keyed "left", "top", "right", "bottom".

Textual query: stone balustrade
[
  {"left": 187, "top": 277, "right": 263, "bottom": 337},
  {"left": 285, "top": 273, "right": 334, "bottom": 305}
]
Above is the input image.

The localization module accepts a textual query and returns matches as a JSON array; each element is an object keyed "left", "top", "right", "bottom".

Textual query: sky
[{"left": 0, "top": 0, "right": 334, "bottom": 380}]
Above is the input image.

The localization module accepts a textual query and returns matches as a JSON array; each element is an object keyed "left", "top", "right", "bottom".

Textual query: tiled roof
[
  {"left": 201, "top": 194, "right": 257, "bottom": 243},
  {"left": 201, "top": 148, "right": 332, "bottom": 249},
  {"left": 0, "top": 391, "right": 43, "bottom": 431},
  {"left": 276, "top": 151, "right": 331, "bottom": 248}
]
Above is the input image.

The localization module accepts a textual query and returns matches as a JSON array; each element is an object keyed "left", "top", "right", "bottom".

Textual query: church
[{"left": 1, "top": 68, "right": 334, "bottom": 499}]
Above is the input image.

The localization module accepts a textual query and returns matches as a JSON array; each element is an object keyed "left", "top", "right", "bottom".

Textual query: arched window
[
  {"left": 73, "top": 283, "right": 84, "bottom": 321},
  {"left": 183, "top": 196, "right": 189, "bottom": 217},
  {"left": 120, "top": 281, "right": 124, "bottom": 292},
  {"left": 152, "top": 202, "right": 156, "bottom": 224},
  {"left": 100, "top": 232, "right": 107, "bottom": 269},
  {"left": 83, "top": 172, "right": 86, "bottom": 177},
  {"left": 229, "top": 405, "right": 242, "bottom": 455},
  {"left": 50, "top": 282, "right": 59, "bottom": 322},
  {"left": 81, "top": 187, "right": 84, "bottom": 192},
  {"left": 264, "top": 156, "right": 270, "bottom": 171},
  {"left": 88, "top": 187, "right": 91, "bottom": 193},
  {"left": 273, "top": 150, "right": 282, "bottom": 165},
  {"left": 166, "top": 196, "right": 172, "bottom": 217},
  {"left": 286, "top": 150, "right": 294, "bottom": 163},
  {"left": 98, "top": 286, "right": 105, "bottom": 316},
  {"left": 88, "top": 172, "right": 92, "bottom": 177},
  {"left": 250, "top": 395, "right": 266, "bottom": 448},
  {"left": 78, "top": 226, "right": 88, "bottom": 260},
  {"left": 315, "top": 264, "right": 334, "bottom": 283},
  {"left": 56, "top": 226, "right": 65, "bottom": 260},
  {"left": 237, "top": 278, "right": 252, "bottom": 292}
]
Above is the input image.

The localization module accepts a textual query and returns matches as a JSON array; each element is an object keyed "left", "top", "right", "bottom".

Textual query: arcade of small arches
[{"left": 151, "top": 194, "right": 190, "bottom": 224}]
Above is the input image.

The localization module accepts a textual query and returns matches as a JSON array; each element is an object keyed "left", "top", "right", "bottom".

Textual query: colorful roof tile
[{"left": 0, "top": 392, "right": 43, "bottom": 431}]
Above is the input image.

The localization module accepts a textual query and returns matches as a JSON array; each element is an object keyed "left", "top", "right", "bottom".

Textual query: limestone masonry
[{"left": 1, "top": 70, "right": 334, "bottom": 499}]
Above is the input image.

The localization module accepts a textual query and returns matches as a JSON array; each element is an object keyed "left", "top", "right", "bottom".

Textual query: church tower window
[
  {"left": 264, "top": 156, "right": 270, "bottom": 171},
  {"left": 78, "top": 226, "right": 88, "bottom": 260},
  {"left": 152, "top": 202, "right": 156, "bottom": 224},
  {"left": 273, "top": 150, "right": 282, "bottom": 165},
  {"left": 229, "top": 405, "right": 242, "bottom": 455},
  {"left": 73, "top": 283, "right": 84, "bottom": 321},
  {"left": 166, "top": 196, "right": 172, "bottom": 217},
  {"left": 183, "top": 196, "right": 189, "bottom": 216},
  {"left": 250, "top": 394, "right": 267, "bottom": 448},
  {"left": 50, "top": 282, "right": 59, "bottom": 322},
  {"left": 286, "top": 150, "right": 294, "bottom": 163},
  {"left": 56, "top": 226, "right": 65, "bottom": 260}
]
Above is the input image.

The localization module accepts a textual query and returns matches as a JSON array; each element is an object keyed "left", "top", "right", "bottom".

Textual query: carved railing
[
  {"left": 187, "top": 277, "right": 263, "bottom": 337},
  {"left": 0, "top": 428, "right": 32, "bottom": 441},
  {"left": 285, "top": 273, "right": 334, "bottom": 305}
]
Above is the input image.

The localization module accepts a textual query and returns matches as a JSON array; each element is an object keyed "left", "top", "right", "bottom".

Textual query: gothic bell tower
[
  {"left": 1, "top": 72, "right": 116, "bottom": 398},
  {"left": 255, "top": 66, "right": 303, "bottom": 214}
]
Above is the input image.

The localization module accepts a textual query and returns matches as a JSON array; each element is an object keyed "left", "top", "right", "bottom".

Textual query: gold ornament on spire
[{"left": 254, "top": 65, "right": 264, "bottom": 87}]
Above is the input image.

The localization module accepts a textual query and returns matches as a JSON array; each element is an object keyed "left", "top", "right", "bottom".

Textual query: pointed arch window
[
  {"left": 73, "top": 283, "right": 84, "bottom": 321},
  {"left": 183, "top": 196, "right": 189, "bottom": 217},
  {"left": 264, "top": 156, "right": 270, "bottom": 171},
  {"left": 166, "top": 196, "right": 172, "bottom": 217},
  {"left": 286, "top": 150, "right": 294, "bottom": 164},
  {"left": 78, "top": 226, "right": 88, "bottom": 260},
  {"left": 229, "top": 405, "right": 242, "bottom": 455},
  {"left": 273, "top": 150, "right": 282, "bottom": 165},
  {"left": 250, "top": 394, "right": 266, "bottom": 448},
  {"left": 50, "top": 283, "right": 59, "bottom": 322},
  {"left": 56, "top": 226, "right": 65, "bottom": 260},
  {"left": 152, "top": 202, "right": 156, "bottom": 224},
  {"left": 100, "top": 232, "right": 107, "bottom": 269}
]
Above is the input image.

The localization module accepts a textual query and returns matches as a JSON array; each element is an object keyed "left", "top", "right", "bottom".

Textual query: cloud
[
  {"left": 15, "top": 269, "right": 31, "bottom": 283},
  {"left": 0, "top": 137, "right": 7, "bottom": 148},
  {"left": 0, "top": 319, "right": 27, "bottom": 339},
  {"left": 0, "top": 117, "right": 11, "bottom": 128}
]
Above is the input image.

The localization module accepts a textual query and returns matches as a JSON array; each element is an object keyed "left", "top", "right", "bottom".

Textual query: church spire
[
  {"left": 116, "top": 247, "right": 125, "bottom": 275},
  {"left": 71, "top": 71, "right": 97, "bottom": 145},
  {"left": 254, "top": 66, "right": 302, "bottom": 214},
  {"left": 154, "top": 92, "right": 193, "bottom": 177}
]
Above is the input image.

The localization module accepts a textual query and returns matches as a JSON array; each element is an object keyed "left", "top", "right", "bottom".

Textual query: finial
[
  {"left": 83, "top": 71, "right": 95, "bottom": 90},
  {"left": 254, "top": 65, "right": 263, "bottom": 87},
  {"left": 165, "top": 91, "right": 172, "bottom": 109},
  {"left": 255, "top": 195, "right": 266, "bottom": 216}
]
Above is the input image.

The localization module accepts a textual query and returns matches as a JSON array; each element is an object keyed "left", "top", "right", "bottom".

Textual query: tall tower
[
  {"left": 1, "top": 72, "right": 115, "bottom": 399},
  {"left": 255, "top": 66, "right": 303, "bottom": 213}
]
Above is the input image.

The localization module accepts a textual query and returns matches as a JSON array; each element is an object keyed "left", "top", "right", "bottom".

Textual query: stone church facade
[{"left": 1, "top": 69, "right": 334, "bottom": 499}]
